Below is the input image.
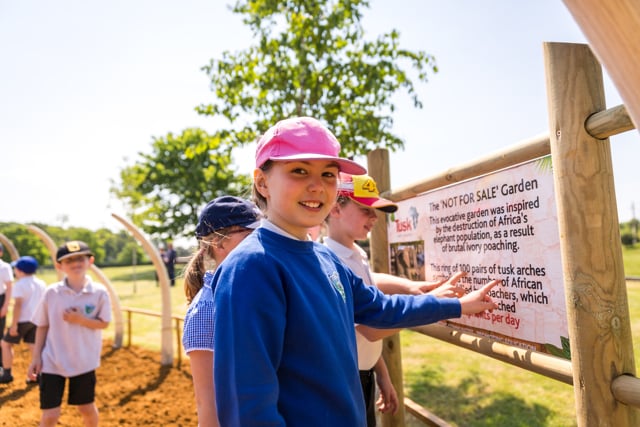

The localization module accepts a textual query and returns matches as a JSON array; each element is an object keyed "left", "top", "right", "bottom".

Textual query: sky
[{"left": 2, "top": 0, "right": 639, "bottom": 235}]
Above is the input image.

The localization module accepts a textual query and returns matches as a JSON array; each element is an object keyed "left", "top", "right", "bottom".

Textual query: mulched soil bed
[{"left": 0, "top": 340, "right": 196, "bottom": 426}]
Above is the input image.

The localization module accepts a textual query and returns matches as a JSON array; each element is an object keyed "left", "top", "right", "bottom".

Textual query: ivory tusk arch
[
  {"left": 0, "top": 233, "right": 20, "bottom": 261},
  {"left": 111, "top": 213, "right": 173, "bottom": 365}
]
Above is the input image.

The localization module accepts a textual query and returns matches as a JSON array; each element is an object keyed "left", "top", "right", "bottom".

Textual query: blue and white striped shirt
[{"left": 183, "top": 270, "right": 215, "bottom": 353}]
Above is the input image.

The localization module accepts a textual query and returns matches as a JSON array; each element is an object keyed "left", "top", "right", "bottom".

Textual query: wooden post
[
  {"left": 127, "top": 310, "right": 132, "bottom": 348},
  {"left": 368, "top": 148, "right": 405, "bottom": 427},
  {"left": 175, "top": 317, "right": 182, "bottom": 367},
  {"left": 544, "top": 42, "right": 637, "bottom": 426},
  {"left": 562, "top": 0, "right": 640, "bottom": 130}
]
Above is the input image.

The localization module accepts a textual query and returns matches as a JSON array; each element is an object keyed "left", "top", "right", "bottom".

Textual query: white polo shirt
[
  {"left": 324, "top": 237, "right": 383, "bottom": 371},
  {"left": 32, "top": 277, "right": 112, "bottom": 377},
  {"left": 12, "top": 275, "right": 46, "bottom": 322},
  {"left": 0, "top": 259, "right": 13, "bottom": 295}
]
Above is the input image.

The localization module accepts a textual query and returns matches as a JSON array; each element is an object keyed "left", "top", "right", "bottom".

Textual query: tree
[
  {"left": 0, "top": 223, "right": 49, "bottom": 266},
  {"left": 620, "top": 219, "right": 640, "bottom": 247},
  {"left": 112, "top": 128, "right": 251, "bottom": 239},
  {"left": 197, "top": 0, "right": 438, "bottom": 158},
  {"left": 0, "top": 222, "right": 151, "bottom": 267},
  {"left": 113, "top": 0, "right": 437, "bottom": 238}
]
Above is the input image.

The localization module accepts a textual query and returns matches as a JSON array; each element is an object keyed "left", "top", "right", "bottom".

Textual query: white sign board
[{"left": 388, "top": 158, "right": 569, "bottom": 356}]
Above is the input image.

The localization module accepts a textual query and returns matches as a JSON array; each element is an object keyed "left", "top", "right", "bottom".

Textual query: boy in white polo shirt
[
  {"left": 324, "top": 173, "right": 466, "bottom": 427},
  {"left": 0, "top": 243, "right": 14, "bottom": 374},
  {"left": 29, "top": 241, "right": 111, "bottom": 427},
  {"left": 0, "top": 256, "right": 45, "bottom": 384}
]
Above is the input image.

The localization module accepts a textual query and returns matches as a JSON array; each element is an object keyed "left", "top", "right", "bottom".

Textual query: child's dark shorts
[
  {"left": 2, "top": 322, "right": 36, "bottom": 344},
  {"left": 40, "top": 371, "right": 96, "bottom": 409}
]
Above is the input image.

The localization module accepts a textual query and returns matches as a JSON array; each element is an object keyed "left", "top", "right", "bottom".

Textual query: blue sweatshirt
[{"left": 212, "top": 228, "right": 461, "bottom": 426}]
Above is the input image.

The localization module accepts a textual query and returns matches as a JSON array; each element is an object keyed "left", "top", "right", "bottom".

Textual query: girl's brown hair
[
  {"left": 183, "top": 240, "right": 213, "bottom": 304},
  {"left": 252, "top": 161, "right": 274, "bottom": 213},
  {"left": 183, "top": 225, "right": 254, "bottom": 303}
]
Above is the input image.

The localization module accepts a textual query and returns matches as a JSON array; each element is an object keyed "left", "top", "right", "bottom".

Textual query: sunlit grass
[
  {"left": 400, "top": 330, "right": 576, "bottom": 427},
  {"left": 106, "top": 265, "right": 189, "bottom": 352},
  {"left": 623, "top": 245, "right": 640, "bottom": 276}
]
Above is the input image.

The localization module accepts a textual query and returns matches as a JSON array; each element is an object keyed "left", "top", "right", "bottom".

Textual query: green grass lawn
[
  {"left": 401, "top": 247, "right": 640, "bottom": 427},
  {"left": 623, "top": 246, "right": 640, "bottom": 276},
  {"left": 34, "top": 248, "right": 640, "bottom": 426},
  {"left": 401, "top": 330, "right": 576, "bottom": 427}
]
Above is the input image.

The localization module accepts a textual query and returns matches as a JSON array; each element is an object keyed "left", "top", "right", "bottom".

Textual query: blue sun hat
[
  {"left": 11, "top": 256, "right": 39, "bottom": 274},
  {"left": 195, "top": 196, "right": 262, "bottom": 238}
]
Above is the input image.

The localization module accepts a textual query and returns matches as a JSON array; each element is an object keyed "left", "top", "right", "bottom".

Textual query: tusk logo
[{"left": 394, "top": 206, "right": 419, "bottom": 232}]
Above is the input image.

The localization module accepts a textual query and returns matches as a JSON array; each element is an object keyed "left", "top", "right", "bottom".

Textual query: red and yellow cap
[{"left": 337, "top": 173, "right": 398, "bottom": 213}]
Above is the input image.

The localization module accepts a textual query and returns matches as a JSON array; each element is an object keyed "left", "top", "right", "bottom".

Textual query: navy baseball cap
[
  {"left": 56, "top": 240, "right": 93, "bottom": 262},
  {"left": 11, "top": 256, "right": 38, "bottom": 274},
  {"left": 195, "top": 196, "right": 262, "bottom": 238}
]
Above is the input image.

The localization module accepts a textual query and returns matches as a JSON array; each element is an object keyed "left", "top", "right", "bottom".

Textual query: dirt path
[{"left": 0, "top": 340, "right": 197, "bottom": 426}]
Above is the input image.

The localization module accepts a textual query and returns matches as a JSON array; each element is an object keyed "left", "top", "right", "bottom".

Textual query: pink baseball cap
[
  {"left": 338, "top": 173, "right": 398, "bottom": 213},
  {"left": 255, "top": 117, "right": 367, "bottom": 175}
]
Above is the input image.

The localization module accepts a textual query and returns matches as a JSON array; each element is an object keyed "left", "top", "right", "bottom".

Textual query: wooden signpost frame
[{"left": 368, "top": 42, "right": 639, "bottom": 427}]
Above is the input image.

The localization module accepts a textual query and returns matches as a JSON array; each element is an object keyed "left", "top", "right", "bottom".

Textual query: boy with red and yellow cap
[{"left": 324, "top": 173, "right": 466, "bottom": 426}]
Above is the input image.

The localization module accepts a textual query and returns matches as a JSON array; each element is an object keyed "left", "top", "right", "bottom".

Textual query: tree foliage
[
  {"left": 111, "top": 128, "right": 252, "bottom": 239},
  {"left": 620, "top": 219, "right": 639, "bottom": 247},
  {"left": 112, "top": 0, "right": 437, "bottom": 239},
  {"left": 0, "top": 222, "right": 148, "bottom": 268},
  {"left": 197, "top": 0, "right": 438, "bottom": 158}
]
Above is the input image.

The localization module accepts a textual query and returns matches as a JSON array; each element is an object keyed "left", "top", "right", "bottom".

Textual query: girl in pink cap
[{"left": 211, "top": 116, "right": 499, "bottom": 427}]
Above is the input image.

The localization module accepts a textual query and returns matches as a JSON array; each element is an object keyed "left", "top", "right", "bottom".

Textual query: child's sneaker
[{"left": 0, "top": 373, "right": 14, "bottom": 384}]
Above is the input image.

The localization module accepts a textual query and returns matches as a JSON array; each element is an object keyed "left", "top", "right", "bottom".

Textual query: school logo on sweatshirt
[
  {"left": 329, "top": 272, "right": 346, "bottom": 302},
  {"left": 84, "top": 304, "right": 96, "bottom": 315}
]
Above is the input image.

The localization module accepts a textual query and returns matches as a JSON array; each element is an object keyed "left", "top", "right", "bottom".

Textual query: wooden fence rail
[
  {"left": 121, "top": 306, "right": 185, "bottom": 367},
  {"left": 385, "top": 103, "right": 630, "bottom": 205},
  {"left": 410, "top": 324, "right": 573, "bottom": 384}
]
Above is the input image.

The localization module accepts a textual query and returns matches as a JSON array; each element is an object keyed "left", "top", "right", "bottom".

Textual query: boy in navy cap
[
  {"left": 28, "top": 241, "right": 111, "bottom": 426},
  {"left": 0, "top": 256, "right": 45, "bottom": 384}
]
